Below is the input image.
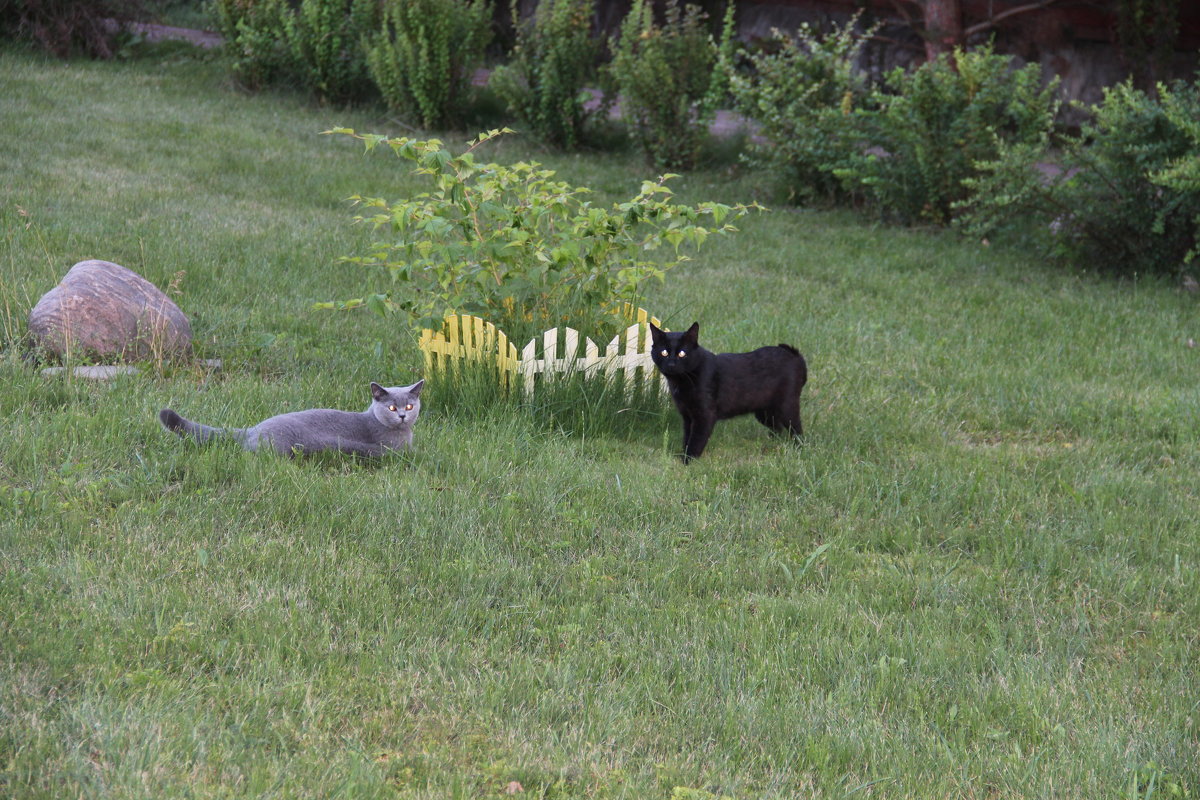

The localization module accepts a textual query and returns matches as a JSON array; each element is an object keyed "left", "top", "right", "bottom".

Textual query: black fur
[{"left": 649, "top": 322, "right": 807, "bottom": 463}]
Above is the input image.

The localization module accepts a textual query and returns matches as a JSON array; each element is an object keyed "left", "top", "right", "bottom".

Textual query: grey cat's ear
[
  {"left": 370, "top": 382, "right": 388, "bottom": 402},
  {"left": 408, "top": 379, "right": 424, "bottom": 397}
]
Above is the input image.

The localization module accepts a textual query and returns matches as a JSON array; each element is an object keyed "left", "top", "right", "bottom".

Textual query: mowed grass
[{"left": 2, "top": 44, "right": 1199, "bottom": 799}]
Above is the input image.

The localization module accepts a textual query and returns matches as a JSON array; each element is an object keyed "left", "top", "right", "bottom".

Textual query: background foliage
[
  {"left": 958, "top": 78, "right": 1200, "bottom": 277},
  {"left": 727, "top": 13, "right": 875, "bottom": 206},
  {"left": 606, "top": 0, "right": 733, "bottom": 170},
  {"left": 839, "top": 44, "right": 1060, "bottom": 226},
  {"left": 364, "top": 0, "right": 492, "bottom": 129},
  {"left": 488, "top": 0, "right": 599, "bottom": 150}
]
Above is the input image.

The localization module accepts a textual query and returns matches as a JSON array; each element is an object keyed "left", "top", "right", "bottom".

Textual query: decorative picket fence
[{"left": 417, "top": 307, "right": 667, "bottom": 396}]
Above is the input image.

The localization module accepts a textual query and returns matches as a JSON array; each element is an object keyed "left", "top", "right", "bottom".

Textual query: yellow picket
[{"left": 418, "top": 309, "right": 667, "bottom": 397}]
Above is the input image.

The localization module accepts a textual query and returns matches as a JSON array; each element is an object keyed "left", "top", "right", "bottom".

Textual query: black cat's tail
[{"left": 159, "top": 409, "right": 229, "bottom": 444}]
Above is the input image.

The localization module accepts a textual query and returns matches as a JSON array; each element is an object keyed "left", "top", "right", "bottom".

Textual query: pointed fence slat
[{"left": 419, "top": 309, "right": 666, "bottom": 397}]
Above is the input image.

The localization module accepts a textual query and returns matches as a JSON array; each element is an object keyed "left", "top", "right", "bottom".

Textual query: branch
[{"left": 964, "top": 0, "right": 1063, "bottom": 38}]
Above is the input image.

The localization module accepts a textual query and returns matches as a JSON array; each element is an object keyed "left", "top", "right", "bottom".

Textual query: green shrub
[
  {"left": 210, "top": 0, "right": 291, "bottom": 89},
  {"left": 957, "top": 78, "right": 1200, "bottom": 276},
  {"left": 727, "top": 13, "right": 875, "bottom": 205},
  {"left": 606, "top": 0, "right": 733, "bottom": 170},
  {"left": 840, "top": 44, "right": 1059, "bottom": 225},
  {"left": 283, "top": 0, "right": 378, "bottom": 103},
  {"left": 363, "top": 0, "right": 492, "bottom": 129},
  {"left": 488, "top": 0, "right": 599, "bottom": 149},
  {"left": 321, "top": 128, "right": 759, "bottom": 338},
  {"left": 2, "top": 0, "right": 144, "bottom": 58},
  {"left": 211, "top": 0, "right": 378, "bottom": 101}
]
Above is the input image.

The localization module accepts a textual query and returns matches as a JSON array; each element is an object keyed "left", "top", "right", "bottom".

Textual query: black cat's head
[{"left": 649, "top": 322, "right": 701, "bottom": 377}]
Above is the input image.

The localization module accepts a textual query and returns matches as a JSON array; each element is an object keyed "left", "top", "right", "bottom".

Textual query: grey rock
[{"left": 28, "top": 260, "right": 192, "bottom": 362}]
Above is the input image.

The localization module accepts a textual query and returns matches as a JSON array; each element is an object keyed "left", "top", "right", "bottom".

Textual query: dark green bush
[
  {"left": 606, "top": 0, "right": 733, "bottom": 170},
  {"left": 958, "top": 78, "right": 1200, "bottom": 276},
  {"left": 488, "top": 0, "right": 599, "bottom": 149},
  {"left": 840, "top": 44, "right": 1059, "bottom": 225},
  {"left": 211, "top": 0, "right": 378, "bottom": 102},
  {"left": 2, "top": 0, "right": 144, "bottom": 58},
  {"left": 727, "top": 13, "right": 875, "bottom": 205},
  {"left": 364, "top": 0, "right": 492, "bottom": 129}
]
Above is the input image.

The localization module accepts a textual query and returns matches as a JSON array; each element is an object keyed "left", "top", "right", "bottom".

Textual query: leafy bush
[
  {"left": 1, "top": 0, "right": 144, "bottom": 58},
  {"left": 210, "top": 0, "right": 292, "bottom": 89},
  {"left": 727, "top": 13, "right": 875, "bottom": 205},
  {"left": 488, "top": 0, "right": 599, "bottom": 149},
  {"left": 211, "top": 0, "right": 378, "bottom": 101},
  {"left": 321, "top": 128, "right": 759, "bottom": 337},
  {"left": 840, "top": 44, "right": 1059, "bottom": 225},
  {"left": 606, "top": 0, "right": 733, "bottom": 169},
  {"left": 957, "top": 78, "right": 1200, "bottom": 276},
  {"left": 283, "top": 0, "right": 378, "bottom": 103},
  {"left": 364, "top": 0, "right": 492, "bottom": 129}
]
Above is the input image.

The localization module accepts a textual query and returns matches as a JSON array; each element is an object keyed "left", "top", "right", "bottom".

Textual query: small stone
[{"left": 28, "top": 260, "right": 192, "bottom": 362}]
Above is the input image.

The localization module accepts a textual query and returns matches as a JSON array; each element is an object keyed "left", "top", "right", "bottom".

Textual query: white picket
[{"left": 420, "top": 310, "right": 667, "bottom": 397}]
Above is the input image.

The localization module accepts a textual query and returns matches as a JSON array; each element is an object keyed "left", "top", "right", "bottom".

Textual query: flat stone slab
[{"left": 41, "top": 365, "right": 140, "bottom": 380}]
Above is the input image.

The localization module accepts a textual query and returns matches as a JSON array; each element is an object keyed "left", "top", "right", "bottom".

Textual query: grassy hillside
[{"left": 2, "top": 45, "right": 1198, "bottom": 799}]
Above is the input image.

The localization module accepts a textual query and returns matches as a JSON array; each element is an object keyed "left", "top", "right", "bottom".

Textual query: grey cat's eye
[
  {"left": 405, "top": 404, "right": 413, "bottom": 410},
  {"left": 389, "top": 404, "right": 397, "bottom": 411}
]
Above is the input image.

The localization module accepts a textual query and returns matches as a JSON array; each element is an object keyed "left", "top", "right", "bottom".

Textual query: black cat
[{"left": 649, "top": 322, "right": 807, "bottom": 463}]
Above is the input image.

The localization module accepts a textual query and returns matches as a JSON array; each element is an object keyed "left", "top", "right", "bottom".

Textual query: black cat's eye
[
  {"left": 405, "top": 404, "right": 414, "bottom": 411},
  {"left": 660, "top": 349, "right": 668, "bottom": 357},
  {"left": 678, "top": 350, "right": 687, "bottom": 358},
  {"left": 388, "top": 404, "right": 397, "bottom": 412}
]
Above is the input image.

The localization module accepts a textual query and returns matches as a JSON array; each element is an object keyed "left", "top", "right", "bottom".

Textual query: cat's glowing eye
[
  {"left": 388, "top": 404, "right": 397, "bottom": 412},
  {"left": 678, "top": 350, "right": 687, "bottom": 358},
  {"left": 405, "top": 404, "right": 414, "bottom": 411},
  {"left": 660, "top": 349, "right": 668, "bottom": 357}
]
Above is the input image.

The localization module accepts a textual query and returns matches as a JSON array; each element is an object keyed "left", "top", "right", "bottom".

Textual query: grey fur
[{"left": 158, "top": 380, "right": 423, "bottom": 457}]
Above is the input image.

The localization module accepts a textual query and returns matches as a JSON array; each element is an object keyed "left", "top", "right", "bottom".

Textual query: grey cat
[{"left": 158, "top": 380, "right": 423, "bottom": 457}]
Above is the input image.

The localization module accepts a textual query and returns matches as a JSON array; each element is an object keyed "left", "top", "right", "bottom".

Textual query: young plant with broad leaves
[{"left": 320, "top": 128, "right": 760, "bottom": 339}]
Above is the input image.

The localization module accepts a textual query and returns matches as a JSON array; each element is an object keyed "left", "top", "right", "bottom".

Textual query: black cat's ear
[
  {"left": 683, "top": 322, "right": 700, "bottom": 345},
  {"left": 408, "top": 379, "right": 424, "bottom": 397},
  {"left": 370, "top": 382, "right": 388, "bottom": 402},
  {"left": 649, "top": 322, "right": 665, "bottom": 345}
]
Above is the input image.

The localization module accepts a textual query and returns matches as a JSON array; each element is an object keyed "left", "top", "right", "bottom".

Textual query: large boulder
[{"left": 28, "top": 260, "right": 192, "bottom": 362}]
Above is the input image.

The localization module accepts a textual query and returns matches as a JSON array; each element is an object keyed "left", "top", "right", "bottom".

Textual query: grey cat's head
[{"left": 369, "top": 380, "right": 424, "bottom": 428}]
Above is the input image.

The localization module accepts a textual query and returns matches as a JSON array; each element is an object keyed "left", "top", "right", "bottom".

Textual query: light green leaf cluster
[{"left": 324, "top": 128, "right": 761, "bottom": 335}]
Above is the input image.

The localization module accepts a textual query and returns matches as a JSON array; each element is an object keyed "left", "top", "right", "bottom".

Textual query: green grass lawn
[{"left": 2, "top": 44, "right": 1199, "bottom": 799}]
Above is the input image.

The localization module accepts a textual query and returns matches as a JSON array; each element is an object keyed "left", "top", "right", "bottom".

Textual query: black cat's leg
[
  {"left": 754, "top": 409, "right": 781, "bottom": 431},
  {"left": 683, "top": 416, "right": 716, "bottom": 463},
  {"left": 678, "top": 410, "right": 694, "bottom": 456},
  {"left": 779, "top": 401, "right": 803, "bottom": 437}
]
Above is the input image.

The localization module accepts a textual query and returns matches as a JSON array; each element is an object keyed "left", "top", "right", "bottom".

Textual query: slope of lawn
[{"left": 2, "top": 44, "right": 1198, "bottom": 799}]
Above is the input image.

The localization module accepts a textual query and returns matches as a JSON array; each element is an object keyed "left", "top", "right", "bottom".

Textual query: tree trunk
[{"left": 922, "top": 0, "right": 963, "bottom": 61}]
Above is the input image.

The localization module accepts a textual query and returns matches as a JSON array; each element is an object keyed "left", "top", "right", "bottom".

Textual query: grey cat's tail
[{"left": 159, "top": 408, "right": 229, "bottom": 444}]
